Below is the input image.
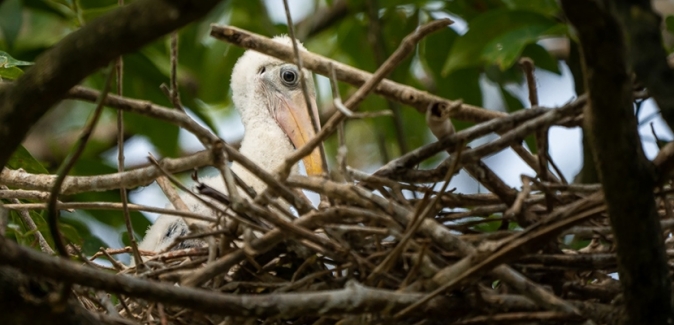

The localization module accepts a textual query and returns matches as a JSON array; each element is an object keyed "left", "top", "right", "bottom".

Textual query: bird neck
[{"left": 231, "top": 117, "right": 298, "bottom": 192}]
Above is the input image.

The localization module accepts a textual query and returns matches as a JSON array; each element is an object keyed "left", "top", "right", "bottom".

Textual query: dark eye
[{"left": 281, "top": 69, "right": 298, "bottom": 85}]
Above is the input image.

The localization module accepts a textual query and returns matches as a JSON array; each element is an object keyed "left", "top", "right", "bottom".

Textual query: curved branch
[
  {"left": 615, "top": 0, "right": 674, "bottom": 133},
  {"left": 0, "top": 150, "right": 213, "bottom": 195},
  {"left": 0, "top": 236, "right": 447, "bottom": 318},
  {"left": 0, "top": 0, "right": 224, "bottom": 169}
]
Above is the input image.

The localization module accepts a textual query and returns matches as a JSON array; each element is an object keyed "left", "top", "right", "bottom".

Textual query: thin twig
[
  {"left": 46, "top": 63, "right": 115, "bottom": 307},
  {"left": 2, "top": 186, "right": 54, "bottom": 254},
  {"left": 282, "top": 0, "right": 328, "bottom": 173},
  {"left": 115, "top": 14, "right": 142, "bottom": 267}
]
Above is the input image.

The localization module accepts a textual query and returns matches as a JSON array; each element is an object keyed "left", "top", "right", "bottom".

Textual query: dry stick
[
  {"left": 375, "top": 97, "right": 585, "bottom": 179},
  {"left": 4, "top": 202, "right": 217, "bottom": 223},
  {"left": 67, "top": 86, "right": 217, "bottom": 145},
  {"left": 0, "top": 150, "right": 213, "bottom": 195},
  {"left": 365, "top": 0, "right": 408, "bottom": 155},
  {"left": 2, "top": 185, "right": 55, "bottom": 254},
  {"left": 67, "top": 86, "right": 315, "bottom": 215},
  {"left": 394, "top": 193, "right": 606, "bottom": 319},
  {"left": 504, "top": 175, "right": 533, "bottom": 220},
  {"left": 115, "top": 13, "right": 142, "bottom": 267},
  {"left": 210, "top": 23, "right": 497, "bottom": 123},
  {"left": 0, "top": 189, "right": 51, "bottom": 201},
  {"left": 0, "top": 236, "right": 453, "bottom": 318},
  {"left": 286, "top": 175, "right": 582, "bottom": 315},
  {"left": 329, "top": 63, "right": 352, "bottom": 181},
  {"left": 210, "top": 24, "right": 560, "bottom": 183},
  {"left": 159, "top": 32, "right": 185, "bottom": 112},
  {"left": 0, "top": 204, "right": 6, "bottom": 237},
  {"left": 181, "top": 206, "right": 380, "bottom": 287},
  {"left": 367, "top": 144, "right": 465, "bottom": 284},
  {"left": 154, "top": 174, "right": 219, "bottom": 263},
  {"left": 155, "top": 176, "right": 191, "bottom": 219},
  {"left": 211, "top": 19, "right": 453, "bottom": 180},
  {"left": 48, "top": 66, "right": 115, "bottom": 259},
  {"left": 169, "top": 32, "right": 183, "bottom": 112},
  {"left": 453, "top": 311, "right": 584, "bottom": 325},
  {"left": 521, "top": 58, "right": 554, "bottom": 213},
  {"left": 381, "top": 102, "right": 583, "bottom": 183},
  {"left": 46, "top": 64, "right": 114, "bottom": 307},
  {"left": 146, "top": 154, "right": 263, "bottom": 232},
  {"left": 282, "top": 0, "right": 328, "bottom": 174},
  {"left": 424, "top": 100, "right": 523, "bottom": 226}
]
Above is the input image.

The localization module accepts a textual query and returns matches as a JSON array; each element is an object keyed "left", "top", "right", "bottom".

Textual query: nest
[{"left": 2, "top": 21, "right": 661, "bottom": 325}]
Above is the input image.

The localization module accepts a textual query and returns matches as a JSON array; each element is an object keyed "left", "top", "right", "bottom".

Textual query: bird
[{"left": 136, "top": 36, "right": 323, "bottom": 258}]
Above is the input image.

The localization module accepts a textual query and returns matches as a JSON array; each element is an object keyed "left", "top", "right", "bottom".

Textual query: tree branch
[
  {"left": 0, "top": 0, "right": 225, "bottom": 169},
  {"left": 614, "top": 0, "right": 674, "bottom": 133},
  {"left": 561, "top": 1, "right": 673, "bottom": 323},
  {"left": 0, "top": 235, "right": 447, "bottom": 318},
  {"left": 210, "top": 24, "right": 504, "bottom": 123}
]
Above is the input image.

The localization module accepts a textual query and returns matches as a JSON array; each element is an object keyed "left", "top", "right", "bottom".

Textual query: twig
[
  {"left": 282, "top": 0, "right": 328, "bottom": 174},
  {"left": 115, "top": 21, "right": 142, "bottom": 267},
  {"left": 48, "top": 65, "right": 115, "bottom": 259},
  {"left": 395, "top": 193, "right": 605, "bottom": 318},
  {"left": 375, "top": 98, "right": 584, "bottom": 179},
  {"left": 366, "top": 0, "right": 409, "bottom": 154},
  {"left": 521, "top": 57, "right": 554, "bottom": 211},
  {"left": 46, "top": 63, "right": 114, "bottom": 308},
  {"left": 2, "top": 186, "right": 54, "bottom": 254},
  {"left": 278, "top": 18, "right": 453, "bottom": 178},
  {"left": 1, "top": 150, "right": 213, "bottom": 195},
  {"left": 4, "top": 202, "right": 217, "bottom": 223}
]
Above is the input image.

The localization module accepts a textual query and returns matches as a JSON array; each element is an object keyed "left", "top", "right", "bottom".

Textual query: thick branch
[
  {"left": 0, "top": 236, "right": 446, "bottom": 318},
  {"left": 562, "top": 1, "right": 673, "bottom": 323},
  {"left": 0, "top": 150, "right": 213, "bottom": 195},
  {"left": 615, "top": 0, "right": 674, "bottom": 133},
  {"left": 0, "top": 266, "right": 118, "bottom": 325},
  {"left": 0, "top": 0, "right": 224, "bottom": 169}
]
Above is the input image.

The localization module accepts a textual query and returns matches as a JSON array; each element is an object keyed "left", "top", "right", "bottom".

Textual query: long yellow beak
[{"left": 273, "top": 92, "right": 323, "bottom": 176}]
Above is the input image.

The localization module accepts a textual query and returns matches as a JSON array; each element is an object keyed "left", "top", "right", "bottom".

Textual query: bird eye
[{"left": 280, "top": 69, "right": 298, "bottom": 86}]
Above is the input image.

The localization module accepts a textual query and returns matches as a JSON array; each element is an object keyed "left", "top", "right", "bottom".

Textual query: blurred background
[{"left": 1, "top": 0, "right": 673, "bottom": 258}]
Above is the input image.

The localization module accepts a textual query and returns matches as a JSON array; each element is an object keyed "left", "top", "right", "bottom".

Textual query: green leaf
[
  {"left": 0, "top": 66, "right": 23, "bottom": 79},
  {"left": 0, "top": 0, "right": 23, "bottom": 50},
  {"left": 6, "top": 145, "right": 49, "bottom": 174},
  {"left": 520, "top": 43, "right": 560, "bottom": 74},
  {"left": 667, "top": 15, "right": 674, "bottom": 35},
  {"left": 471, "top": 215, "right": 505, "bottom": 232},
  {"left": 442, "top": 9, "right": 564, "bottom": 75},
  {"left": 499, "top": 85, "right": 524, "bottom": 113},
  {"left": 81, "top": 5, "right": 117, "bottom": 22},
  {"left": 6, "top": 209, "right": 58, "bottom": 252},
  {"left": 79, "top": 0, "right": 117, "bottom": 10},
  {"left": 482, "top": 24, "right": 566, "bottom": 71},
  {"left": 21, "top": 0, "right": 70, "bottom": 19},
  {"left": 501, "top": 0, "right": 560, "bottom": 17}
]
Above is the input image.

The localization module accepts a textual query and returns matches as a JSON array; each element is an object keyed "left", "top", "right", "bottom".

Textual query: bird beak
[{"left": 274, "top": 92, "right": 323, "bottom": 176}]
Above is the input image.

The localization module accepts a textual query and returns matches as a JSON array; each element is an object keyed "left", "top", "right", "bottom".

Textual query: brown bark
[
  {"left": 561, "top": 0, "right": 673, "bottom": 323},
  {"left": 0, "top": 0, "right": 224, "bottom": 169}
]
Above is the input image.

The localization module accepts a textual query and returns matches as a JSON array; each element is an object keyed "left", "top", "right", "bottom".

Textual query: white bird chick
[{"left": 137, "top": 36, "right": 323, "bottom": 258}]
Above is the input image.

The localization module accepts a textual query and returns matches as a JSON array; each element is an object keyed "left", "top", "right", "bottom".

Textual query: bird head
[{"left": 230, "top": 36, "right": 323, "bottom": 176}]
